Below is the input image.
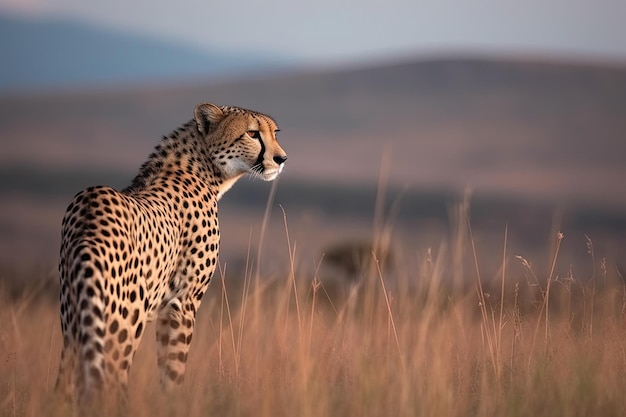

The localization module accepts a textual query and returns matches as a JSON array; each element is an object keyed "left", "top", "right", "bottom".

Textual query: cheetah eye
[{"left": 247, "top": 130, "right": 261, "bottom": 140}]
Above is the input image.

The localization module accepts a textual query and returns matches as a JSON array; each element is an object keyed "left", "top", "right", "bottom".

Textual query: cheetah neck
[
  {"left": 216, "top": 174, "right": 244, "bottom": 200},
  {"left": 124, "top": 120, "right": 233, "bottom": 198}
]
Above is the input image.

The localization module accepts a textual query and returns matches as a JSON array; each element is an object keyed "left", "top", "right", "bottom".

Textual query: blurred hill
[
  {"left": 2, "top": 56, "right": 626, "bottom": 204},
  {"left": 1, "top": 56, "right": 625, "bottom": 270},
  {"left": 0, "top": 13, "right": 292, "bottom": 92}
]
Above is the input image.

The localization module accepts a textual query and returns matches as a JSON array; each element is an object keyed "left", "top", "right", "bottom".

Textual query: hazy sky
[{"left": 1, "top": 0, "right": 625, "bottom": 65}]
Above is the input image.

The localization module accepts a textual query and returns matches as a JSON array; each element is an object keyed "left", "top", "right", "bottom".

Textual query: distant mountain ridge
[
  {"left": 0, "top": 13, "right": 293, "bottom": 92},
  {"left": 1, "top": 54, "right": 625, "bottom": 208}
]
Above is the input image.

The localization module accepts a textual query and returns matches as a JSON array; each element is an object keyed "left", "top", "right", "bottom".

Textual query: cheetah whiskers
[{"left": 249, "top": 163, "right": 265, "bottom": 180}]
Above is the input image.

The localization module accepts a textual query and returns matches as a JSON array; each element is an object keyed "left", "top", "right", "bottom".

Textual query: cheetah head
[{"left": 194, "top": 102, "right": 287, "bottom": 182}]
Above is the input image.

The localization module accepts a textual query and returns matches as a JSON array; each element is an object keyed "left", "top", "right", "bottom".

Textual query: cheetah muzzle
[{"left": 55, "top": 103, "right": 287, "bottom": 407}]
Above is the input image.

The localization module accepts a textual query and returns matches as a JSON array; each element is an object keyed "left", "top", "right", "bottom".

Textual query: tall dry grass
[{"left": 1, "top": 195, "right": 626, "bottom": 417}]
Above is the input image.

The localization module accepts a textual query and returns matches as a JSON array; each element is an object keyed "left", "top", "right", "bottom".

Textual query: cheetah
[{"left": 56, "top": 103, "right": 287, "bottom": 406}]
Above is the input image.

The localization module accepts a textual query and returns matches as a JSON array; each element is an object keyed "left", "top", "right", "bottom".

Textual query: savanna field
[
  {"left": 1, "top": 58, "right": 626, "bottom": 417},
  {"left": 2, "top": 198, "right": 626, "bottom": 417}
]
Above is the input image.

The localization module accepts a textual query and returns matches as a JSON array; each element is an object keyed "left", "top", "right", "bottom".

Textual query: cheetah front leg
[{"left": 155, "top": 299, "right": 196, "bottom": 390}]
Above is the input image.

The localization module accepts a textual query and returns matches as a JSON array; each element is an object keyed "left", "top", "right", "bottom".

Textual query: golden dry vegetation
[{"left": 2, "top": 206, "right": 626, "bottom": 417}]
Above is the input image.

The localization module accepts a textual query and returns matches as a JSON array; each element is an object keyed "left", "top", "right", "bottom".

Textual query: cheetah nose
[{"left": 273, "top": 155, "right": 287, "bottom": 165}]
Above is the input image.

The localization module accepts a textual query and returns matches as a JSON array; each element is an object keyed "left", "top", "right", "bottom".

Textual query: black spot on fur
[
  {"left": 118, "top": 329, "right": 128, "bottom": 344},
  {"left": 109, "top": 320, "right": 119, "bottom": 333}
]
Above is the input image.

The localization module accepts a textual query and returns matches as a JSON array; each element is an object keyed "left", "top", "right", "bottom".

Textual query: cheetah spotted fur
[{"left": 56, "top": 103, "right": 287, "bottom": 405}]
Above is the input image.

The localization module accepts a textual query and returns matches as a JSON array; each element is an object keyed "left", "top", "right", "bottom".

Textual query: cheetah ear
[{"left": 194, "top": 103, "right": 224, "bottom": 135}]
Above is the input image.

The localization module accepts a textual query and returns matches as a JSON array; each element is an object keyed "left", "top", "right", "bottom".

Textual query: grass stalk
[
  {"left": 373, "top": 251, "right": 404, "bottom": 369},
  {"left": 497, "top": 225, "right": 507, "bottom": 356},
  {"left": 469, "top": 219, "right": 500, "bottom": 378},
  {"left": 544, "top": 231, "right": 563, "bottom": 352},
  {"left": 219, "top": 265, "right": 239, "bottom": 376},
  {"left": 253, "top": 178, "right": 279, "bottom": 320},
  {"left": 235, "top": 231, "right": 254, "bottom": 374},
  {"left": 280, "top": 205, "right": 302, "bottom": 339}
]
